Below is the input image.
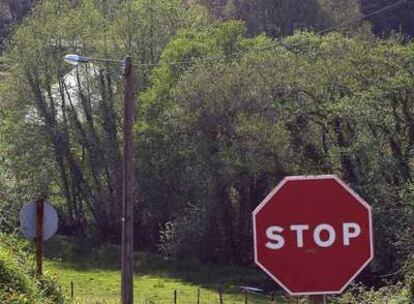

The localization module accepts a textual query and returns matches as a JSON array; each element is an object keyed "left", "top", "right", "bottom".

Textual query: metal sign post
[
  {"left": 309, "top": 295, "right": 325, "bottom": 304},
  {"left": 20, "top": 199, "right": 58, "bottom": 277},
  {"left": 35, "top": 199, "right": 44, "bottom": 276}
]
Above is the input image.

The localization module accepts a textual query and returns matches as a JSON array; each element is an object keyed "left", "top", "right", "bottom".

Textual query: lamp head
[{"left": 64, "top": 54, "right": 90, "bottom": 65}]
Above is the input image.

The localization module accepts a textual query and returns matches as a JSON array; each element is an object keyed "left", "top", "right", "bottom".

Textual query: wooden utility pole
[
  {"left": 309, "top": 295, "right": 325, "bottom": 304},
  {"left": 121, "top": 56, "right": 135, "bottom": 304},
  {"left": 35, "top": 199, "right": 44, "bottom": 276}
]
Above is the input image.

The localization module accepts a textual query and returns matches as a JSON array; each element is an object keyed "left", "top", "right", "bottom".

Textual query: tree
[
  {"left": 199, "top": 0, "right": 368, "bottom": 37},
  {"left": 360, "top": 0, "right": 414, "bottom": 37},
  {"left": 139, "top": 24, "right": 414, "bottom": 274},
  {"left": 1, "top": 0, "right": 414, "bottom": 279},
  {"left": 0, "top": 0, "right": 38, "bottom": 51},
  {"left": 0, "top": 0, "right": 208, "bottom": 241}
]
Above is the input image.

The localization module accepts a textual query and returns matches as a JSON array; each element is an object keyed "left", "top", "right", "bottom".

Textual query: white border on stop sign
[{"left": 252, "top": 174, "right": 374, "bottom": 296}]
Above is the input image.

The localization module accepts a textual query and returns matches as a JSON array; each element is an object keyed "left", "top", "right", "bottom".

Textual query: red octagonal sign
[{"left": 253, "top": 175, "right": 373, "bottom": 295}]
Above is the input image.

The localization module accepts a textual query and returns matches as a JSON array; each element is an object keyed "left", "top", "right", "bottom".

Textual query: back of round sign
[{"left": 19, "top": 201, "right": 58, "bottom": 241}]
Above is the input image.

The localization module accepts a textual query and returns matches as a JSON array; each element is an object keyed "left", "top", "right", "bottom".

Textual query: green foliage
[
  {"left": 201, "top": 0, "right": 370, "bottom": 37},
  {"left": 335, "top": 283, "right": 411, "bottom": 303},
  {"left": 0, "top": 0, "right": 37, "bottom": 51},
  {"left": 0, "top": 233, "right": 64, "bottom": 304},
  {"left": 0, "top": 0, "right": 210, "bottom": 239},
  {"left": 233, "top": 0, "right": 329, "bottom": 36},
  {"left": 1, "top": 3, "right": 414, "bottom": 302},
  {"left": 138, "top": 25, "right": 414, "bottom": 278},
  {"left": 361, "top": 0, "right": 414, "bottom": 37}
]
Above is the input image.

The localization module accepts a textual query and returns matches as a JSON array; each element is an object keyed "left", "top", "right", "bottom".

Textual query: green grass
[
  {"left": 43, "top": 236, "right": 287, "bottom": 304},
  {"left": 46, "top": 261, "right": 278, "bottom": 304},
  {"left": 40, "top": 236, "right": 414, "bottom": 304}
]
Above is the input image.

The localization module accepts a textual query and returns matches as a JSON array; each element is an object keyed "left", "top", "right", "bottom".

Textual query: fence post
[
  {"left": 218, "top": 286, "right": 223, "bottom": 304},
  {"left": 197, "top": 288, "right": 200, "bottom": 304},
  {"left": 174, "top": 290, "right": 177, "bottom": 304},
  {"left": 244, "top": 290, "right": 248, "bottom": 304},
  {"left": 70, "top": 281, "right": 74, "bottom": 302},
  {"left": 270, "top": 291, "right": 275, "bottom": 303}
]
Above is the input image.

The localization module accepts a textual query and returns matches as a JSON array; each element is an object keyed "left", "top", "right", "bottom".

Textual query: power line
[
  {"left": 363, "top": 266, "right": 405, "bottom": 279},
  {"left": 133, "top": 0, "right": 409, "bottom": 68},
  {"left": 374, "top": 207, "right": 414, "bottom": 213},
  {"left": 318, "top": 0, "right": 408, "bottom": 34}
]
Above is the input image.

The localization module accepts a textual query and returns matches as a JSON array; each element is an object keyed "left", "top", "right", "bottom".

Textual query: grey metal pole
[
  {"left": 309, "top": 295, "right": 325, "bottom": 304},
  {"left": 121, "top": 56, "right": 135, "bottom": 304}
]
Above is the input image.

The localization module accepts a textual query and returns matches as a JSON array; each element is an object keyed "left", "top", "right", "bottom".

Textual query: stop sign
[{"left": 253, "top": 175, "right": 373, "bottom": 295}]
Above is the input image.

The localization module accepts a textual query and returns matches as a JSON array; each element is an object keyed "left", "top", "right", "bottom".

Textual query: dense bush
[
  {"left": 0, "top": 233, "right": 65, "bottom": 304},
  {"left": 138, "top": 27, "right": 414, "bottom": 276},
  {"left": 335, "top": 283, "right": 411, "bottom": 303}
]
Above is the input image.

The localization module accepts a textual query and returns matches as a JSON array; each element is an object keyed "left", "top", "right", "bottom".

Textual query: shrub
[
  {"left": 0, "top": 233, "right": 65, "bottom": 303},
  {"left": 335, "top": 283, "right": 410, "bottom": 304}
]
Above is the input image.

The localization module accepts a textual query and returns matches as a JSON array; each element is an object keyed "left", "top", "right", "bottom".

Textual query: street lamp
[
  {"left": 64, "top": 54, "right": 124, "bottom": 65},
  {"left": 64, "top": 54, "right": 135, "bottom": 304}
]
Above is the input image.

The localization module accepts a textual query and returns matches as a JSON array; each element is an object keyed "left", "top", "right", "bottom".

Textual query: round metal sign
[{"left": 19, "top": 201, "right": 58, "bottom": 241}]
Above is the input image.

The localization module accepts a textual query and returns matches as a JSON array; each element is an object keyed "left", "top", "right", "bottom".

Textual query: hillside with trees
[
  {"left": 0, "top": 0, "right": 38, "bottom": 50},
  {"left": 1, "top": 0, "right": 414, "bottom": 303},
  {"left": 361, "top": 0, "right": 414, "bottom": 37}
]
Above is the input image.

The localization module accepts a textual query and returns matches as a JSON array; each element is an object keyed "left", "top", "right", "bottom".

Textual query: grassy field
[
  {"left": 43, "top": 237, "right": 289, "bottom": 304},
  {"left": 45, "top": 261, "right": 281, "bottom": 303}
]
